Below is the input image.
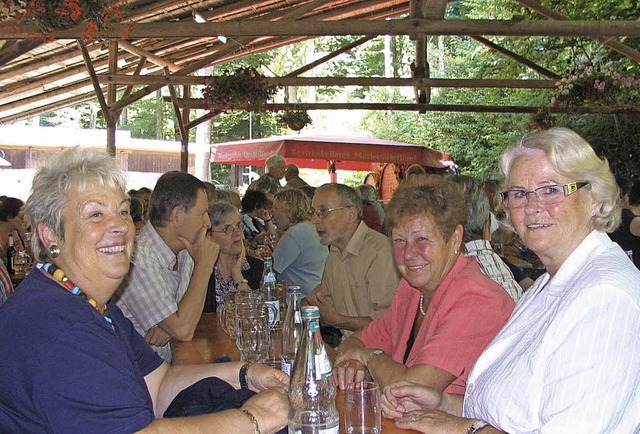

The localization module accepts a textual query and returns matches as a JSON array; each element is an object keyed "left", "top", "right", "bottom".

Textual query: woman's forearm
[{"left": 440, "top": 393, "right": 464, "bottom": 416}]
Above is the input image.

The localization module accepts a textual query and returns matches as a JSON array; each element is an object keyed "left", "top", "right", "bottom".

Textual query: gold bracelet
[{"left": 241, "top": 409, "right": 261, "bottom": 434}]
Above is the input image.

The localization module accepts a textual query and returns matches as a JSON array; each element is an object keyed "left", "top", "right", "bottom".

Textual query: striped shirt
[
  {"left": 0, "top": 261, "right": 13, "bottom": 305},
  {"left": 465, "top": 240, "right": 522, "bottom": 302},
  {"left": 115, "top": 222, "right": 194, "bottom": 362}
]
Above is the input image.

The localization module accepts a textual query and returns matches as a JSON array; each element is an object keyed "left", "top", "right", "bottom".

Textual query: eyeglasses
[
  {"left": 306, "top": 206, "right": 348, "bottom": 219},
  {"left": 209, "top": 222, "right": 244, "bottom": 236},
  {"left": 500, "top": 182, "right": 589, "bottom": 209}
]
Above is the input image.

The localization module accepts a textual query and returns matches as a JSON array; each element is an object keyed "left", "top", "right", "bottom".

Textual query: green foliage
[
  {"left": 210, "top": 163, "right": 230, "bottom": 185},
  {"left": 122, "top": 93, "right": 174, "bottom": 140},
  {"left": 560, "top": 114, "right": 640, "bottom": 181},
  {"left": 210, "top": 111, "right": 278, "bottom": 142}
]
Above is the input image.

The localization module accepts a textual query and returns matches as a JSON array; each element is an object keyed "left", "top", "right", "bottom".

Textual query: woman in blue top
[
  {"left": 271, "top": 188, "right": 329, "bottom": 296},
  {"left": 0, "top": 148, "right": 289, "bottom": 433}
]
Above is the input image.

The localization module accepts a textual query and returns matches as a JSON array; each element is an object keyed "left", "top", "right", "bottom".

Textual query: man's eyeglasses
[
  {"left": 209, "top": 222, "right": 244, "bottom": 236},
  {"left": 307, "top": 206, "right": 348, "bottom": 219},
  {"left": 500, "top": 182, "right": 589, "bottom": 209}
]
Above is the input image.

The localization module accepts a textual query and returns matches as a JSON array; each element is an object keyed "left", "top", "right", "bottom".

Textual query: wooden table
[{"left": 172, "top": 313, "right": 419, "bottom": 433}]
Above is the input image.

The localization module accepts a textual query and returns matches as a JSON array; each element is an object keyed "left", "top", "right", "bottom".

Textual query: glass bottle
[
  {"left": 281, "top": 285, "right": 303, "bottom": 375},
  {"left": 260, "top": 256, "right": 280, "bottom": 324},
  {"left": 288, "top": 306, "right": 338, "bottom": 434},
  {"left": 6, "top": 234, "right": 15, "bottom": 275}
]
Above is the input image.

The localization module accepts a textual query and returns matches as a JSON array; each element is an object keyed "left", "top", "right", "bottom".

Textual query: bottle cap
[
  {"left": 287, "top": 285, "right": 302, "bottom": 294},
  {"left": 301, "top": 306, "right": 320, "bottom": 319}
]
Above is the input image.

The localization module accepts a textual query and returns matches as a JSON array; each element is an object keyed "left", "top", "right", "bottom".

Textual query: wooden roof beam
[
  {"left": 285, "top": 36, "right": 375, "bottom": 77},
  {"left": 100, "top": 74, "right": 557, "bottom": 88},
  {"left": 0, "top": 93, "right": 97, "bottom": 125},
  {"left": 470, "top": 36, "right": 560, "bottom": 79},
  {"left": 165, "top": 99, "right": 635, "bottom": 114},
  {"left": 119, "top": 41, "right": 182, "bottom": 72},
  {"left": 4, "top": 19, "right": 640, "bottom": 40}
]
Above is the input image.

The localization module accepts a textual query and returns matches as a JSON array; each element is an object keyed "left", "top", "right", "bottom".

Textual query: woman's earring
[{"left": 49, "top": 244, "right": 60, "bottom": 258}]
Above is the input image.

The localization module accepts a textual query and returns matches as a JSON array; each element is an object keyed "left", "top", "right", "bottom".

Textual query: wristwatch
[
  {"left": 239, "top": 363, "right": 252, "bottom": 389},
  {"left": 466, "top": 420, "right": 490, "bottom": 434}
]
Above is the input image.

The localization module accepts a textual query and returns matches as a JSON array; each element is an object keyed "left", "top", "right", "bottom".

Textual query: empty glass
[
  {"left": 218, "top": 291, "right": 238, "bottom": 338},
  {"left": 235, "top": 294, "right": 277, "bottom": 363},
  {"left": 344, "top": 381, "right": 381, "bottom": 434}
]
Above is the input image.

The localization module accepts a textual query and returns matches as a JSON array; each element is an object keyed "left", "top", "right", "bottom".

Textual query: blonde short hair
[
  {"left": 274, "top": 189, "right": 310, "bottom": 224},
  {"left": 500, "top": 127, "right": 620, "bottom": 233}
]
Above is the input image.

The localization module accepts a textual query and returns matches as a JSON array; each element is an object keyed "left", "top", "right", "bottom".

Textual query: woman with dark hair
[
  {"left": 383, "top": 128, "right": 640, "bottom": 433},
  {"left": 241, "top": 189, "right": 274, "bottom": 241}
]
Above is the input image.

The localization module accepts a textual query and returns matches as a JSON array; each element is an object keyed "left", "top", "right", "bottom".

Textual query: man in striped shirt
[{"left": 447, "top": 175, "right": 522, "bottom": 302}]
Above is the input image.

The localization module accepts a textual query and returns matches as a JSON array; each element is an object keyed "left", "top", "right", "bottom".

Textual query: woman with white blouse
[{"left": 382, "top": 128, "right": 640, "bottom": 433}]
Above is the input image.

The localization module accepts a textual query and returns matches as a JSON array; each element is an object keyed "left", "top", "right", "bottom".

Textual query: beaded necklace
[
  {"left": 418, "top": 293, "right": 426, "bottom": 316},
  {"left": 37, "top": 262, "right": 115, "bottom": 331}
]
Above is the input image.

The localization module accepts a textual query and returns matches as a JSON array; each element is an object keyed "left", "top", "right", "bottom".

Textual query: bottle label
[
  {"left": 264, "top": 272, "right": 276, "bottom": 284},
  {"left": 281, "top": 354, "right": 294, "bottom": 376},
  {"left": 314, "top": 346, "right": 333, "bottom": 380},
  {"left": 265, "top": 300, "right": 280, "bottom": 324}
]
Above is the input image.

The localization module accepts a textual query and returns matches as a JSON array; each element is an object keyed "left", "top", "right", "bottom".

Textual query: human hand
[
  {"left": 179, "top": 226, "right": 220, "bottom": 270},
  {"left": 395, "top": 409, "right": 472, "bottom": 434},
  {"left": 144, "top": 326, "right": 172, "bottom": 347},
  {"left": 231, "top": 243, "right": 247, "bottom": 278},
  {"left": 333, "top": 350, "right": 371, "bottom": 390},
  {"left": 247, "top": 363, "right": 290, "bottom": 392},
  {"left": 381, "top": 381, "right": 443, "bottom": 419},
  {"left": 257, "top": 208, "right": 272, "bottom": 222},
  {"left": 314, "top": 291, "right": 340, "bottom": 326},
  {"left": 242, "top": 387, "right": 290, "bottom": 434}
]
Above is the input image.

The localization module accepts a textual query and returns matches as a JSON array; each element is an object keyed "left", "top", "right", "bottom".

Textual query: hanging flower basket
[
  {"left": 277, "top": 110, "right": 312, "bottom": 131},
  {"left": 0, "top": 0, "right": 126, "bottom": 40},
  {"left": 553, "top": 62, "right": 640, "bottom": 111},
  {"left": 202, "top": 66, "right": 278, "bottom": 113}
]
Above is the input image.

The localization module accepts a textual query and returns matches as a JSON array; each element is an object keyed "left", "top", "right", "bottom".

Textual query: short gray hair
[
  {"left": 25, "top": 147, "right": 128, "bottom": 262},
  {"left": 266, "top": 155, "right": 285, "bottom": 170},
  {"left": 315, "top": 183, "right": 363, "bottom": 220},
  {"left": 500, "top": 127, "right": 620, "bottom": 233},
  {"left": 446, "top": 175, "right": 490, "bottom": 242},
  {"left": 208, "top": 201, "right": 240, "bottom": 227}
]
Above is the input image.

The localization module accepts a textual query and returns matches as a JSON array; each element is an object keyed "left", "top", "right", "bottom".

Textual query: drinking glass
[
  {"left": 218, "top": 291, "right": 238, "bottom": 338},
  {"left": 267, "top": 324, "right": 283, "bottom": 369},
  {"left": 344, "top": 381, "right": 381, "bottom": 434},
  {"left": 235, "top": 302, "right": 272, "bottom": 363}
]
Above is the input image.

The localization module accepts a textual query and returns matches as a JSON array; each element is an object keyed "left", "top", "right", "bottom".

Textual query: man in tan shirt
[{"left": 304, "top": 183, "right": 400, "bottom": 343}]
